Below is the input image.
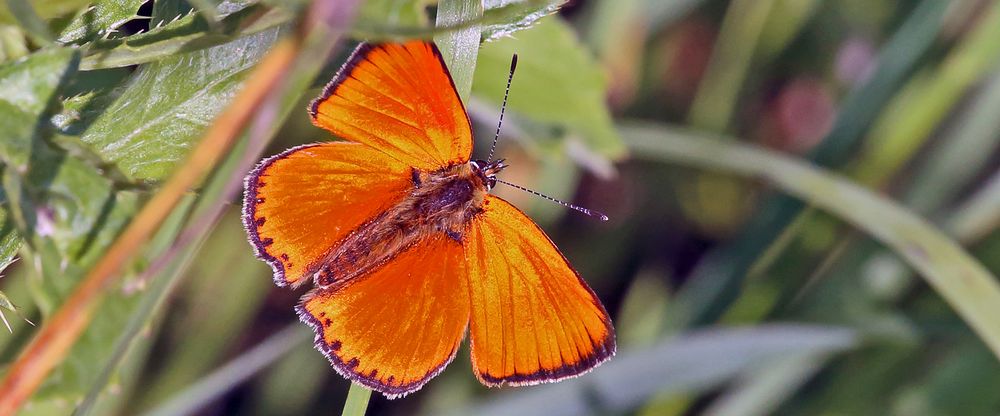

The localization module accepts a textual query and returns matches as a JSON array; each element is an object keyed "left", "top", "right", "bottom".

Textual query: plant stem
[{"left": 341, "top": 383, "right": 373, "bottom": 416}]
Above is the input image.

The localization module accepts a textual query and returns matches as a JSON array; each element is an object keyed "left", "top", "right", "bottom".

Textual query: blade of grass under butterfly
[
  {"left": 342, "top": 383, "right": 373, "bottom": 416},
  {"left": 621, "top": 121, "right": 1000, "bottom": 360}
]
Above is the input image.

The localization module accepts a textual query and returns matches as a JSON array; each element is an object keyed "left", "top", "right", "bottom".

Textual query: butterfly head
[{"left": 470, "top": 159, "right": 507, "bottom": 191}]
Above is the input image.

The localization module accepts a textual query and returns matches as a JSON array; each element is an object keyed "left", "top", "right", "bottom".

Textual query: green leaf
[
  {"left": 0, "top": 46, "right": 76, "bottom": 175},
  {"left": 473, "top": 17, "right": 626, "bottom": 161},
  {"left": 435, "top": 0, "right": 483, "bottom": 101},
  {"left": 0, "top": 46, "right": 76, "bottom": 117},
  {"left": 9, "top": 144, "right": 142, "bottom": 413},
  {"left": 79, "top": 5, "right": 291, "bottom": 70},
  {"left": 480, "top": 0, "right": 565, "bottom": 42},
  {"left": 78, "top": 28, "right": 280, "bottom": 181},
  {"left": 0, "top": 46, "right": 77, "bottom": 261},
  {"left": 57, "top": 0, "right": 146, "bottom": 44},
  {"left": 151, "top": 0, "right": 195, "bottom": 27},
  {"left": 351, "top": 0, "right": 568, "bottom": 42}
]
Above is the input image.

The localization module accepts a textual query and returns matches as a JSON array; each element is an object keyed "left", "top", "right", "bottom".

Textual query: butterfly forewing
[
  {"left": 243, "top": 142, "right": 412, "bottom": 287},
  {"left": 309, "top": 42, "right": 473, "bottom": 172}
]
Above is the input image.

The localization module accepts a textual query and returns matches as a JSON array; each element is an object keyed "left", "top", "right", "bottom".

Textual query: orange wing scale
[
  {"left": 309, "top": 41, "right": 473, "bottom": 171},
  {"left": 464, "top": 195, "right": 615, "bottom": 386},
  {"left": 297, "top": 234, "right": 470, "bottom": 398},
  {"left": 243, "top": 142, "right": 412, "bottom": 286}
]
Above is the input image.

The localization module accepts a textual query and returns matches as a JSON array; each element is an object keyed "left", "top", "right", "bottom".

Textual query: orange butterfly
[{"left": 242, "top": 41, "right": 615, "bottom": 398}]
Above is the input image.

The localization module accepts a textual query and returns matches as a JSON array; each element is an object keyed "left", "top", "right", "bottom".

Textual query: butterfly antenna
[
  {"left": 495, "top": 178, "right": 609, "bottom": 221},
  {"left": 487, "top": 54, "right": 518, "bottom": 164}
]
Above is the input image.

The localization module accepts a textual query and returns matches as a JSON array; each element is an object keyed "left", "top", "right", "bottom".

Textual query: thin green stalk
[
  {"left": 342, "top": 383, "right": 373, "bottom": 416},
  {"left": 622, "top": 122, "right": 1000, "bottom": 360}
]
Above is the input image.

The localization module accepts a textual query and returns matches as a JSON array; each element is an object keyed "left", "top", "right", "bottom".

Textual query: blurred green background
[{"left": 1, "top": 0, "right": 1000, "bottom": 415}]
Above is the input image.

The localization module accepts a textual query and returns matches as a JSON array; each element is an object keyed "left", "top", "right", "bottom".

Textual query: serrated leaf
[
  {"left": 481, "top": 0, "right": 565, "bottom": 42},
  {"left": 80, "top": 4, "right": 290, "bottom": 70},
  {"left": 51, "top": 67, "right": 132, "bottom": 136},
  {"left": 79, "top": 28, "right": 280, "bottom": 180},
  {"left": 57, "top": 0, "right": 146, "bottom": 44},
  {"left": 0, "top": 47, "right": 72, "bottom": 166},
  {"left": 472, "top": 16, "right": 626, "bottom": 161},
  {"left": 0, "top": 47, "right": 76, "bottom": 116},
  {"left": 353, "top": 0, "right": 568, "bottom": 42}
]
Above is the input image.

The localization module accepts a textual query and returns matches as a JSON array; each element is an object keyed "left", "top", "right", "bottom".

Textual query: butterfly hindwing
[
  {"left": 310, "top": 41, "right": 473, "bottom": 172},
  {"left": 298, "top": 233, "right": 470, "bottom": 398},
  {"left": 243, "top": 142, "right": 413, "bottom": 287},
  {"left": 464, "top": 195, "right": 616, "bottom": 386}
]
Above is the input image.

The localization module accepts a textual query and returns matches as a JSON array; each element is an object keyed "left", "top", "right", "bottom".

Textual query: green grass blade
[{"left": 622, "top": 122, "right": 1000, "bottom": 360}]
